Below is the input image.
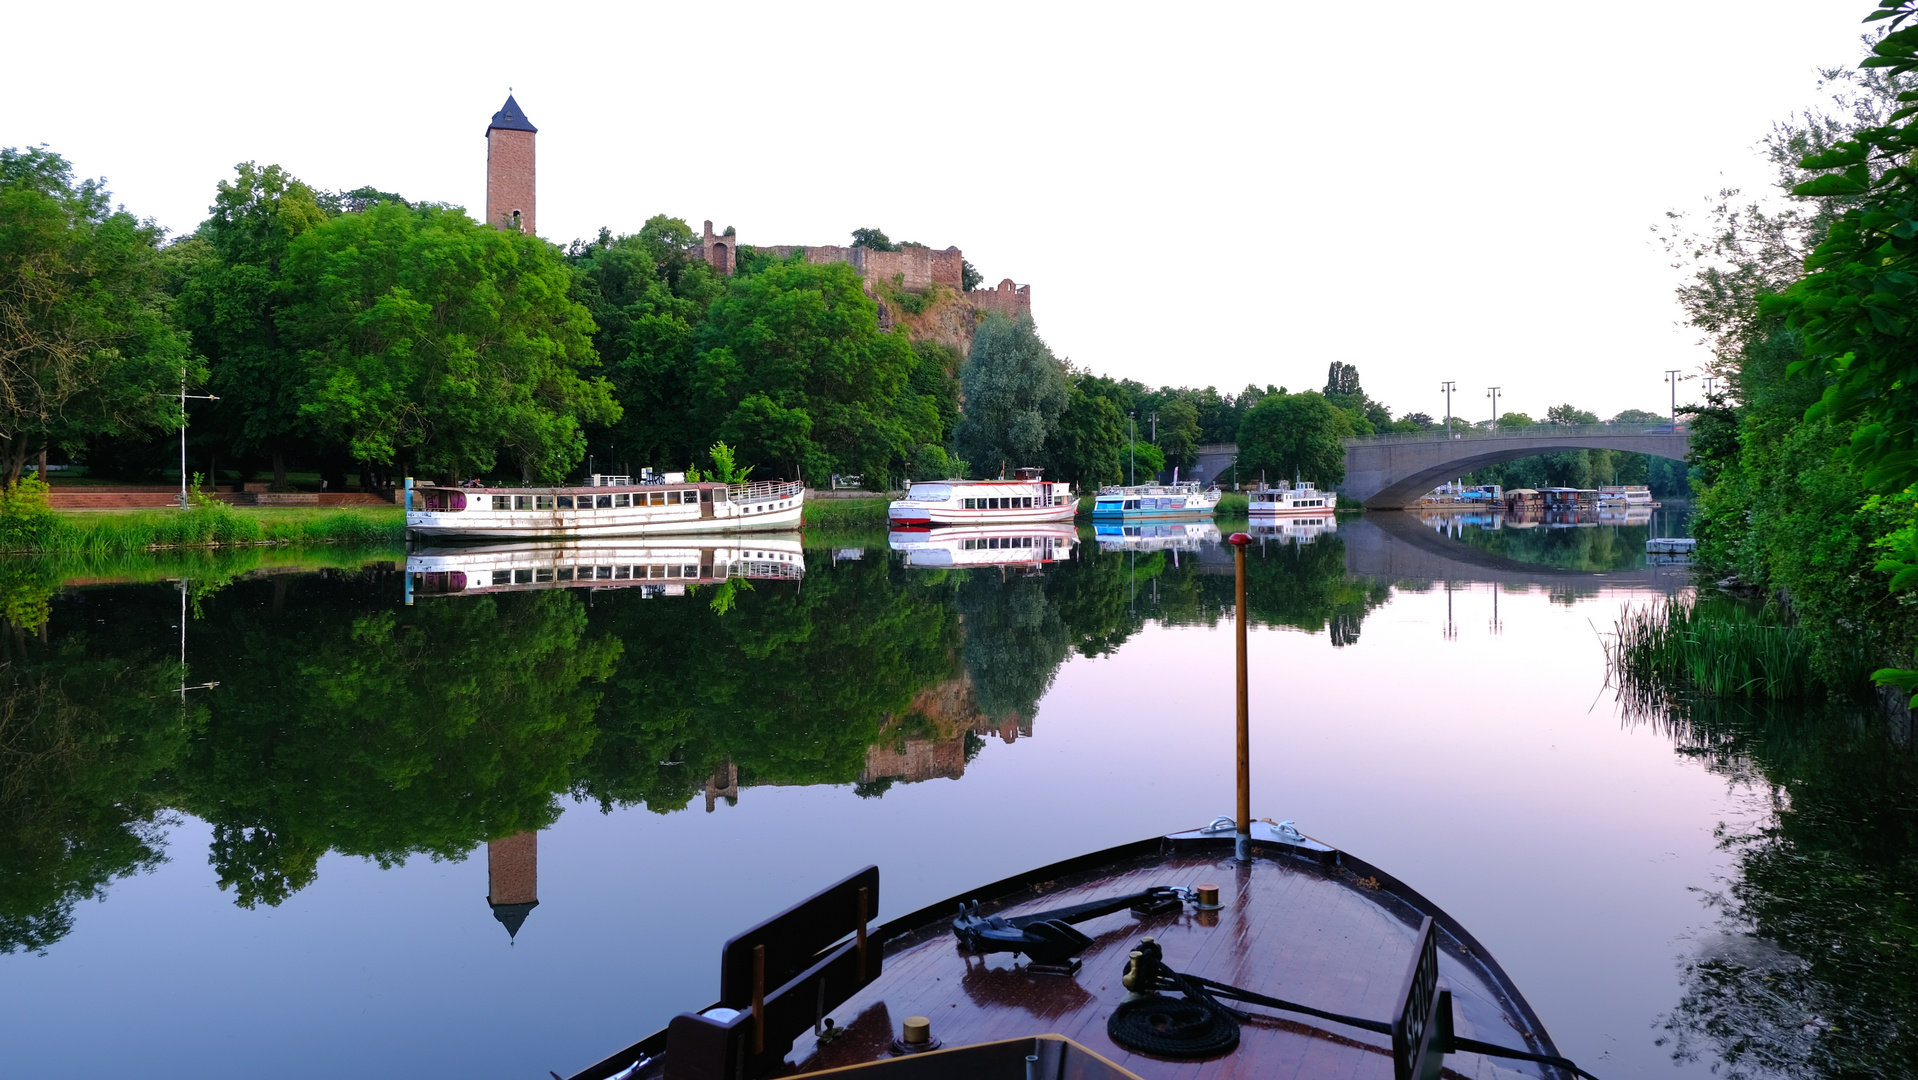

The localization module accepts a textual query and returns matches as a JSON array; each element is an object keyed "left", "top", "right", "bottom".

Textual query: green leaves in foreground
[{"left": 1770, "top": 2, "right": 1918, "bottom": 699}]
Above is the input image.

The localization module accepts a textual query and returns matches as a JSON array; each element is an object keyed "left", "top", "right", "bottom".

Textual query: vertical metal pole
[
  {"left": 1665, "top": 370, "right": 1683, "bottom": 423},
  {"left": 1486, "top": 387, "right": 1501, "bottom": 431},
  {"left": 1440, "top": 381, "right": 1455, "bottom": 439},
  {"left": 1229, "top": 531, "right": 1251, "bottom": 860},
  {"left": 179, "top": 382, "right": 188, "bottom": 510}
]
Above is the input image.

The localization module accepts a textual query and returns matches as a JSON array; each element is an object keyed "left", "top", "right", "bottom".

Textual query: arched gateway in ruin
[{"left": 1342, "top": 425, "right": 1691, "bottom": 509}]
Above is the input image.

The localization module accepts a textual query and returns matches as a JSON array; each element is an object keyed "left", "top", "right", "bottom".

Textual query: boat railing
[{"left": 730, "top": 480, "right": 804, "bottom": 502}]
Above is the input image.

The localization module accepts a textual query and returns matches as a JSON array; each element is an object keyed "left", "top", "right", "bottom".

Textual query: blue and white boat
[{"left": 1090, "top": 479, "right": 1220, "bottom": 518}]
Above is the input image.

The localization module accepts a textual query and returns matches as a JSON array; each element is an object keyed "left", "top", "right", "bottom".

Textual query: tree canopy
[
  {"left": 0, "top": 147, "right": 191, "bottom": 486},
  {"left": 1235, "top": 391, "right": 1351, "bottom": 486},
  {"left": 955, "top": 313, "right": 1068, "bottom": 478}
]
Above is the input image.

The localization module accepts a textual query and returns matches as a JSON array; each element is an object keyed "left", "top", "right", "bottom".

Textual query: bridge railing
[{"left": 1343, "top": 422, "right": 1686, "bottom": 447}]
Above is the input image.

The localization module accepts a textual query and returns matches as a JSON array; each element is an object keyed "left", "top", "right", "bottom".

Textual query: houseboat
[
  {"left": 1504, "top": 488, "right": 1544, "bottom": 511},
  {"left": 886, "top": 468, "right": 1076, "bottom": 526},
  {"left": 887, "top": 523, "right": 1076, "bottom": 568},
  {"left": 404, "top": 536, "right": 803, "bottom": 602},
  {"left": 404, "top": 475, "right": 803, "bottom": 538},
  {"left": 1091, "top": 479, "right": 1222, "bottom": 517},
  {"left": 1539, "top": 487, "right": 1598, "bottom": 510},
  {"left": 1597, "top": 485, "right": 1654, "bottom": 507},
  {"left": 1245, "top": 481, "right": 1335, "bottom": 515}
]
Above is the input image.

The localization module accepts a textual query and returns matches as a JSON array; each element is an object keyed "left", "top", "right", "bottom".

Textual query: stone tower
[
  {"left": 486, "top": 831, "right": 539, "bottom": 941},
  {"left": 485, "top": 95, "right": 537, "bottom": 235}
]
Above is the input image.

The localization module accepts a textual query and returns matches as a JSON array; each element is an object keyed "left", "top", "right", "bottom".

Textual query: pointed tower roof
[
  {"left": 491, "top": 899, "right": 539, "bottom": 940},
  {"left": 487, "top": 95, "right": 538, "bottom": 134}
]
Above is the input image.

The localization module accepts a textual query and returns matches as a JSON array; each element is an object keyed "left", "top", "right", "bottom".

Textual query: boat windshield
[{"left": 907, "top": 484, "right": 953, "bottom": 501}]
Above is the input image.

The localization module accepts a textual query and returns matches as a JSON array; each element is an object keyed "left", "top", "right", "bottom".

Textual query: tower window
[{"left": 511, "top": 210, "right": 524, "bottom": 232}]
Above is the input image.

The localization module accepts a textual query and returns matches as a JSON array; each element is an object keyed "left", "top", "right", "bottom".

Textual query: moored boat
[
  {"left": 886, "top": 468, "right": 1076, "bottom": 526},
  {"left": 888, "top": 523, "right": 1076, "bottom": 568},
  {"left": 559, "top": 822, "right": 1581, "bottom": 1080},
  {"left": 404, "top": 475, "right": 803, "bottom": 538},
  {"left": 1090, "top": 480, "right": 1221, "bottom": 517},
  {"left": 1245, "top": 480, "right": 1334, "bottom": 516},
  {"left": 1596, "top": 485, "right": 1653, "bottom": 507},
  {"left": 404, "top": 535, "right": 804, "bottom": 601}
]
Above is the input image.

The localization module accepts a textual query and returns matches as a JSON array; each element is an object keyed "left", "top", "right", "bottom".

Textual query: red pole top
[{"left": 1227, "top": 532, "right": 1252, "bottom": 546}]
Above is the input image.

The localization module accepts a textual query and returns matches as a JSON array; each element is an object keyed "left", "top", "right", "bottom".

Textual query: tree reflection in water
[
  {"left": 0, "top": 530, "right": 1383, "bottom": 951},
  {"left": 1645, "top": 696, "right": 1918, "bottom": 1079}
]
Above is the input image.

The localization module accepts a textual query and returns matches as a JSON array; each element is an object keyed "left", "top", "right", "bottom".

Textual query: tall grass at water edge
[
  {"left": 1607, "top": 595, "right": 1817, "bottom": 702},
  {"left": 10, "top": 503, "right": 404, "bottom": 554}
]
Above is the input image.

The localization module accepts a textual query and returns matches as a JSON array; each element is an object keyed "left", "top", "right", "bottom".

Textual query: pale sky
[{"left": 5, "top": 1, "right": 1875, "bottom": 423}]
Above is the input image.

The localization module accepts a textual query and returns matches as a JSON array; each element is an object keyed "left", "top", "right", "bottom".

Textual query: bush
[{"left": 0, "top": 478, "right": 57, "bottom": 551}]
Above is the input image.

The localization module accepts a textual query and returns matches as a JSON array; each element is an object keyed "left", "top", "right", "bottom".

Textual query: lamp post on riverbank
[
  {"left": 1664, "top": 369, "right": 1684, "bottom": 423},
  {"left": 1128, "top": 412, "right": 1136, "bottom": 486},
  {"left": 1486, "top": 386, "right": 1501, "bottom": 431},
  {"left": 177, "top": 382, "right": 220, "bottom": 510},
  {"left": 1440, "top": 381, "right": 1456, "bottom": 438}
]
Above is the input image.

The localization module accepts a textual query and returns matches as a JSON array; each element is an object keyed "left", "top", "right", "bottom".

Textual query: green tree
[
  {"left": 1125, "top": 440, "right": 1166, "bottom": 482},
  {"left": 1235, "top": 392, "right": 1351, "bottom": 486},
  {"left": 175, "top": 162, "right": 331, "bottom": 489},
  {"left": 1043, "top": 384, "right": 1125, "bottom": 488},
  {"left": 0, "top": 147, "right": 192, "bottom": 486},
  {"left": 1544, "top": 403, "right": 1599, "bottom": 425},
  {"left": 280, "top": 201, "right": 619, "bottom": 483},
  {"left": 693, "top": 259, "right": 916, "bottom": 483},
  {"left": 566, "top": 218, "right": 724, "bottom": 472},
  {"left": 954, "top": 313, "right": 1068, "bottom": 477},
  {"left": 849, "top": 227, "right": 897, "bottom": 251},
  {"left": 1154, "top": 397, "right": 1201, "bottom": 469}
]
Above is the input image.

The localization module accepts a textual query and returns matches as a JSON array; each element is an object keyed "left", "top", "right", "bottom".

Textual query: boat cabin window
[
  {"left": 557, "top": 568, "right": 574, "bottom": 581},
  {"left": 557, "top": 495, "right": 574, "bottom": 509},
  {"left": 701, "top": 488, "right": 714, "bottom": 503},
  {"left": 514, "top": 569, "right": 533, "bottom": 584},
  {"left": 513, "top": 495, "right": 532, "bottom": 510},
  {"left": 609, "top": 494, "right": 625, "bottom": 508},
  {"left": 534, "top": 568, "right": 554, "bottom": 582},
  {"left": 1125, "top": 499, "right": 1139, "bottom": 510},
  {"left": 535, "top": 495, "right": 555, "bottom": 510},
  {"left": 493, "top": 571, "right": 511, "bottom": 585},
  {"left": 614, "top": 566, "right": 630, "bottom": 579},
  {"left": 908, "top": 484, "right": 953, "bottom": 502}
]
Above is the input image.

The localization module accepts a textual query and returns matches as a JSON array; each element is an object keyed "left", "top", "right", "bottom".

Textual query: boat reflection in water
[
  {"left": 1093, "top": 519, "right": 1220, "bottom": 553},
  {"left": 1246, "top": 513, "right": 1338, "bottom": 544},
  {"left": 888, "top": 523, "right": 1076, "bottom": 569},
  {"left": 1597, "top": 503, "right": 1653, "bottom": 526},
  {"left": 405, "top": 535, "right": 805, "bottom": 602}
]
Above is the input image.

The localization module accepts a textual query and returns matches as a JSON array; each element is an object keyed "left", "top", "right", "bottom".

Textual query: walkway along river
[{"left": 0, "top": 512, "right": 1910, "bottom": 1079}]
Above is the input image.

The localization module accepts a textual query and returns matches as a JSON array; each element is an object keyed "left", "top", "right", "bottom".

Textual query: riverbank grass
[{"left": 20, "top": 504, "right": 404, "bottom": 553}]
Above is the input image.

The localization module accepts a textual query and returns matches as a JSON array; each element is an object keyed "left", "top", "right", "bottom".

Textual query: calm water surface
[{"left": 3, "top": 510, "right": 1911, "bottom": 1079}]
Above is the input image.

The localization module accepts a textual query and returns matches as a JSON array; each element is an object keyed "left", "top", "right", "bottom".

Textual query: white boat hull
[{"left": 405, "top": 480, "right": 804, "bottom": 538}]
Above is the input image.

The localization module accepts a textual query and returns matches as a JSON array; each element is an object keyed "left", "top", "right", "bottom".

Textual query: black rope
[{"left": 1112, "top": 938, "right": 1602, "bottom": 1079}]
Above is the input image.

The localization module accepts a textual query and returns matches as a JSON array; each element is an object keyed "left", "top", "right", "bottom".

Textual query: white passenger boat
[
  {"left": 1089, "top": 479, "right": 1221, "bottom": 517},
  {"left": 404, "top": 475, "right": 803, "bottom": 538},
  {"left": 886, "top": 468, "right": 1076, "bottom": 526},
  {"left": 405, "top": 535, "right": 804, "bottom": 602},
  {"left": 1248, "top": 513, "right": 1338, "bottom": 544},
  {"left": 1246, "top": 481, "right": 1335, "bottom": 515},
  {"left": 1092, "top": 520, "right": 1220, "bottom": 552},
  {"left": 887, "top": 523, "right": 1076, "bottom": 568}
]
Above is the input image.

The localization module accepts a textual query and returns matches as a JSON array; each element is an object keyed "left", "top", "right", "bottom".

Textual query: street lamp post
[
  {"left": 1128, "top": 412, "right": 1136, "bottom": 486},
  {"left": 1440, "top": 381, "right": 1456, "bottom": 438},
  {"left": 178, "top": 381, "right": 220, "bottom": 510},
  {"left": 1664, "top": 370, "right": 1684, "bottom": 424},
  {"left": 1486, "top": 386, "right": 1501, "bottom": 431}
]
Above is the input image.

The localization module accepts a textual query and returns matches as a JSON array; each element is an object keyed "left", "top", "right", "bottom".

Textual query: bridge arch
[{"left": 1342, "top": 426, "right": 1690, "bottom": 509}]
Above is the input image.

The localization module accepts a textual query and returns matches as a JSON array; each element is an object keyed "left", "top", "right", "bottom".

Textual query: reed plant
[{"left": 1608, "top": 595, "right": 1817, "bottom": 702}]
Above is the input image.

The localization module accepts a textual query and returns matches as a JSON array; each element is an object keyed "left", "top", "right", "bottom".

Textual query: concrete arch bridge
[{"left": 1342, "top": 424, "right": 1690, "bottom": 509}]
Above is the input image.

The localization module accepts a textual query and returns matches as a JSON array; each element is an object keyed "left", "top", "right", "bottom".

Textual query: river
[{"left": 2, "top": 508, "right": 1911, "bottom": 1079}]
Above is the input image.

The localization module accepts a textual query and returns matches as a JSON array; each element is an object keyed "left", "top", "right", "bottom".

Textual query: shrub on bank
[
  {"left": 5, "top": 505, "right": 405, "bottom": 554},
  {"left": 1607, "top": 595, "right": 1840, "bottom": 702}
]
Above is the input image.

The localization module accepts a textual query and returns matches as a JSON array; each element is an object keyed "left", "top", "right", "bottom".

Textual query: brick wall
[
  {"left": 486, "top": 129, "right": 536, "bottom": 235},
  {"left": 966, "top": 278, "right": 1032, "bottom": 319},
  {"left": 486, "top": 832, "right": 538, "bottom": 905}
]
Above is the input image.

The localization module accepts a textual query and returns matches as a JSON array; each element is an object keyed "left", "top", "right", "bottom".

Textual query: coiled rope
[{"left": 1107, "top": 938, "right": 1602, "bottom": 1079}]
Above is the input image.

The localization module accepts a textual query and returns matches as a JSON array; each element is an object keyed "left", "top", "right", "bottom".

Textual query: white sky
[{"left": 5, "top": 1, "right": 1875, "bottom": 422}]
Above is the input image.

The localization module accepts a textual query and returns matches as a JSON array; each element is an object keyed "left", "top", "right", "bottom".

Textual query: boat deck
[{"left": 591, "top": 833, "right": 1563, "bottom": 1080}]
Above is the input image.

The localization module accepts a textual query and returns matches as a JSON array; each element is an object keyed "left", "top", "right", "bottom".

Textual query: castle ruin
[{"left": 483, "top": 95, "right": 1030, "bottom": 354}]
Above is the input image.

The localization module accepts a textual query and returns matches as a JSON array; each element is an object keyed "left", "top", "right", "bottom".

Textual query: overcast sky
[{"left": 5, "top": 1, "right": 1877, "bottom": 422}]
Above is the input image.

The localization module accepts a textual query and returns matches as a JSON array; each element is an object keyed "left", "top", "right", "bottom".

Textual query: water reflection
[
  {"left": 1642, "top": 696, "right": 1918, "bottom": 1078},
  {"left": 2, "top": 510, "right": 1909, "bottom": 1080}
]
